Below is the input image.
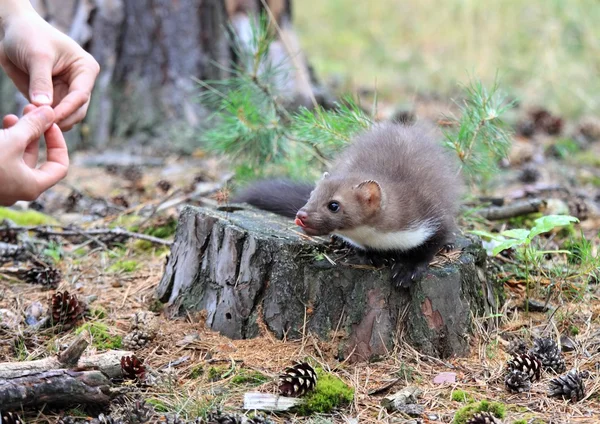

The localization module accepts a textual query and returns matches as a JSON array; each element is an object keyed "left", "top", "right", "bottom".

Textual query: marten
[{"left": 233, "top": 122, "right": 463, "bottom": 288}]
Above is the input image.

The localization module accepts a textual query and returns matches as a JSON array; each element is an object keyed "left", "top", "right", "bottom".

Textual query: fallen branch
[
  {"left": 0, "top": 332, "right": 133, "bottom": 408},
  {"left": 8, "top": 225, "right": 172, "bottom": 246},
  {"left": 477, "top": 199, "right": 546, "bottom": 220}
]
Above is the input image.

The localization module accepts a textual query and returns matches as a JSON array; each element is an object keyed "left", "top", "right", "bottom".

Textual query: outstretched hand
[
  {"left": 0, "top": 106, "right": 69, "bottom": 206},
  {"left": 0, "top": 9, "right": 99, "bottom": 131}
]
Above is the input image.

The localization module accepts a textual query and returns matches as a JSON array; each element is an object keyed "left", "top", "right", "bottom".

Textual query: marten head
[{"left": 294, "top": 172, "right": 383, "bottom": 236}]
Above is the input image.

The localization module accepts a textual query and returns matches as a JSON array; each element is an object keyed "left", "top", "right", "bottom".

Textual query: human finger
[
  {"left": 7, "top": 106, "right": 55, "bottom": 148},
  {"left": 53, "top": 59, "right": 99, "bottom": 124},
  {"left": 3, "top": 114, "right": 18, "bottom": 129},
  {"left": 57, "top": 102, "right": 88, "bottom": 131},
  {"left": 33, "top": 123, "right": 69, "bottom": 191},
  {"left": 27, "top": 56, "right": 55, "bottom": 106},
  {"left": 23, "top": 104, "right": 37, "bottom": 115}
]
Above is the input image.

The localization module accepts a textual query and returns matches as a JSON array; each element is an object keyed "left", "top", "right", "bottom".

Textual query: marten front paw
[
  {"left": 441, "top": 243, "right": 455, "bottom": 253},
  {"left": 391, "top": 261, "right": 428, "bottom": 288}
]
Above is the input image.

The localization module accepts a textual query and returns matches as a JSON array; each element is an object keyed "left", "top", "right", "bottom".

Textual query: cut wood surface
[{"left": 158, "top": 205, "right": 496, "bottom": 360}]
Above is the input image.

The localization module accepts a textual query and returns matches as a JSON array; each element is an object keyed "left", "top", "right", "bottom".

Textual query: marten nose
[{"left": 295, "top": 210, "right": 308, "bottom": 227}]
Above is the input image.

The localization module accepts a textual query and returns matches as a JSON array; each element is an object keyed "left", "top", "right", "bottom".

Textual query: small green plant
[
  {"left": 75, "top": 322, "right": 122, "bottom": 350},
  {"left": 189, "top": 365, "right": 204, "bottom": 379},
  {"left": 472, "top": 214, "right": 579, "bottom": 309},
  {"left": 451, "top": 389, "right": 474, "bottom": 403},
  {"left": 452, "top": 400, "right": 506, "bottom": 424},
  {"left": 207, "top": 366, "right": 231, "bottom": 382},
  {"left": 443, "top": 77, "right": 514, "bottom": 189},
  {"left": 230, "top": 369, "right": 270, "bottom": 386},
  {"left": 512, "top": 420, "right": 527, "bottom": 424},
  {"left": 108, "top": 259, "right": 139, "bottom": 273},
  {"left": 43, "top": 240, "right": 64, "bottom": 263},
  {"left": 295, "top": 369, "right": 354, "bottom": 415}
]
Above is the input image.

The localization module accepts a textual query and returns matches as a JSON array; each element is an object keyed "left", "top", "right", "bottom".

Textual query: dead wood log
[
  {"left": 0, "top": 369, "right": 112, "bottom": 409},
  {"left": 157, "top": 206, "right": 497, "bottom": 361},
  {"left": 0, "top": 332, "right": 133, "bottom": 408}
]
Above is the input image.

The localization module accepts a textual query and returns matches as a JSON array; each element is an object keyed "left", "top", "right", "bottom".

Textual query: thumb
[
  {"left": 8, "top": 106, "right": 55, "bottom": 145},
  {"left": 28, "top": 60, "right": 54, "bottom": 106}
]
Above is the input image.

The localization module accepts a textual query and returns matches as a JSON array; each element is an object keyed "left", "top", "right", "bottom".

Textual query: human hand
[
  {"left": 0, "top": 105, "right": 69, "bottom": 206},
  {"left": 0, "top": 9, "right": 99, "bottom": 131}
]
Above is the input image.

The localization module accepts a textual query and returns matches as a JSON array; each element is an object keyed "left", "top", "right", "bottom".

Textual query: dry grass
[{"left": 295, "top": 0, "right": 600, "bottom": 117}]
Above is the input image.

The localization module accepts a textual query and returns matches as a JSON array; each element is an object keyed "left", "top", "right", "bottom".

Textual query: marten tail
[{"left": 232, "top": 179, "right": 314, "bottom": 219}]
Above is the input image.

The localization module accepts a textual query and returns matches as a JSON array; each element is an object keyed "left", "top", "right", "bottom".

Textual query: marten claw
[{"left": 391, "top": 261, "right": 428, "bottom": 289}]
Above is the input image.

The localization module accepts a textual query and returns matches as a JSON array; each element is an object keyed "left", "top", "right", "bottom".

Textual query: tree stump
[{"left": 157, "top": 205, "right": 497, "bottom": 360}]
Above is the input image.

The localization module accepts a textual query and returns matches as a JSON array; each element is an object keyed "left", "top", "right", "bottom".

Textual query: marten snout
[{"left": 295, "top": 210, "right": 308, "bottom": 227}]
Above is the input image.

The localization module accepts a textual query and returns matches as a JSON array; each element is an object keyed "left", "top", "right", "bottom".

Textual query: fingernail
[{"left": 32, "top": 94, "right": 51, "bottom": 105}]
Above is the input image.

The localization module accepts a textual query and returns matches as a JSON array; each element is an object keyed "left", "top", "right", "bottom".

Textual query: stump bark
[{"left": 157, "top": 205, "right": 497, "bottom": 360}]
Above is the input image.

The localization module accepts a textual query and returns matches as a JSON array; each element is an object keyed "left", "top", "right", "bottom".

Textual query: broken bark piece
[{"left": 158, "top": 206, "right": 495, "bottom": 360}]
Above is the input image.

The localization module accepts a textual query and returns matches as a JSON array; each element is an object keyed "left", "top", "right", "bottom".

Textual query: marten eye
[{"left": 327, "top": 201, "right": 340, "bottom": 213}]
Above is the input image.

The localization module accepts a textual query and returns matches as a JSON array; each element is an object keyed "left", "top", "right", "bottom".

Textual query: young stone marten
[{"left": 233, "top": 123, "right": 463, "bottom": 288}]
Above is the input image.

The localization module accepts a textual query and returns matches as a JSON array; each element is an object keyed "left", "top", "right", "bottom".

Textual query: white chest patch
[{"left": 334, "top": 222, "right": 435, "bottom": 251}]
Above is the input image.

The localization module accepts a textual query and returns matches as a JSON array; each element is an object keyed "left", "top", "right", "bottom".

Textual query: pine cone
[
  {"left": 122, "top": 312, "right": 159, "bottom": 350},
  {"left": 205, "top": 410, "right": 243, "bottom": 424},
  {"left": 278, "top": 361, "right": 318, "bottom": 397},
  {"left": 157, "top": 179, "right": 172, "bottom": 193},
  {"left": 50, "top": 291, "right": 84, "bottom": 328},
  {"left": 121, "top": 355, "right": 146, "bottom": 381},
  {"left": 22, "top": 266, "right": 62, "bottom": 287},
  {"left": 548, "top": 370, "right": 586, "bottom": 402},
  {"left": 507, "top": 353, "right": 542, "bottom": 381},
  {"left": 1, "top": 412, "right": 23, "bottom": 424},
  {"left": 466, "top": 411, "right": 502, "bottom": 424},
  {"left": 530, "top": 338, "right": 566, "bottom": 373},
  {"left": 0, "top": 226, "right": 19, "bottom": 244},
  {"left": 505, "top": 369, "right": 532, "bottom": 393},
  {"left": 507, "top": 338, "right": 528, "bottom": 356}
]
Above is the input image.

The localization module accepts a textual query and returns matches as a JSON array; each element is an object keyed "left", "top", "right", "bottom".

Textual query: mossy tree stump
[{"left": 157, "top": 205, "right": 496, "bottom": 360}]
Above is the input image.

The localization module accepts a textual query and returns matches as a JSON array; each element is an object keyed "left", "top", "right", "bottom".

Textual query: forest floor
[{"left": 1, "top": 100, "right": 600, "bottom": 424}]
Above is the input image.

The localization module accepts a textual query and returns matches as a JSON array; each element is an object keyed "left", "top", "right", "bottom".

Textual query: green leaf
[
  {"left": 492, "top": 238, "right": 526, "bottom": 256},
  {"left": 529, "top": 215, "right": 579, "bottom": 240},
  {"left": 469, "top": 229, "right": 505, "bottom": 241},
  {"left": 500, "top": 229, "right": 530, "bottom": 241}
]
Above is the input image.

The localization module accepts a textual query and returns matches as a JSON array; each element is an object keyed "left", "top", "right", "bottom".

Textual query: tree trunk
[
  {"left": 157, "top": 206, "right": 498, "bottom": 361},
  {"left": 0, "top": 0, "right": 323, "bottom": 150}
]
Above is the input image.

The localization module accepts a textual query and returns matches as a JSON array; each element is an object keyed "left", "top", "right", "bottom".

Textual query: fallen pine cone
[
  {"left": 22, "top": 266, "right": 62, "bottom": 288},
  {"left": 1, "top": 411, "right": 23, "bottom": 424},
  {"left": 530, "top": 337, "right": 566, "bottom": 373},
  {"left": 466, "top": 411, "right": 502, "bottom": 424},
  {"left": 507, "top": 353, "right": 542, "bottom": 381},
  {"left": 279, "top": 361, "right": 318, "bottom": 397},
  {"left": 548, "top": 369, "right": 586, "bottom": 402},
  {"left": 50, "top": 291, "right": 84, "bottom": 329},
  {"left": 121, "top": 354, "right": 146, "bottom": 381},
  {"left": 504, "top": 369, "right": 531, "bottom": 393}
]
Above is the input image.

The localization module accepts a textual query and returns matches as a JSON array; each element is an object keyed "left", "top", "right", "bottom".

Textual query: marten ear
[{"left": 354, "top": 180, "right": 382, "bottom": 211}]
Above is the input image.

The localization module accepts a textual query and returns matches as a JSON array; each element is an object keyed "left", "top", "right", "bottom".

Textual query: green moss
[
  {"left": 295, "top": 369, "right": 354, "bottom": 415},
  {"left": 89, "top": 306, "right": 107, "bottom": 320},
  {"left": 207, "top": 366, "right": 229, "bottom": 382},
  {"left": 570, "top": 325, "right": 580, "bottom": 336},
  {"left": 146, "top": 398, "right": 169, "bottom": 413},
  {"left": 108, "top": 259, "right": 139, "bottom": 273},
  {"left": 512, "top": 420, "right": 527, "bottom": 424},
  {"left": 231, "top": 369, "right": 270, "bottom": 386},
  {"left": 451, "top": 389, "right": 474, "bottom": 403},
  {"left": 548, "top": 138, "right": 580, "bottom": 159},
  {"left": 453, "top": 400, "right": 506, "bottom": 424},
  {"left": 64, "top": 408, "right": 88, "bottom": 418},
  {"left": 190, "top": 365, "right": 204, "bottom": 379},
  {"left": 75, "top": 322, "right": 122, "bottom": 350},
  {"left": 0, "top": 207, "right": 58, "bottom": 226},
  {"left": 148, "top": 298, "right": 165, "bottom": 313}
]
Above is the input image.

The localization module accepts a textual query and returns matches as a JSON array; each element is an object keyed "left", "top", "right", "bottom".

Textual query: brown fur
[{"left": 297, "top": 122, "right": 462, "bottom": 244}]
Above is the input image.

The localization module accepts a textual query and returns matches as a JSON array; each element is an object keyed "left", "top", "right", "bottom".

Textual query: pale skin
[{"left": 0, "top": 0, "right": 99, "bottom": 206}]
